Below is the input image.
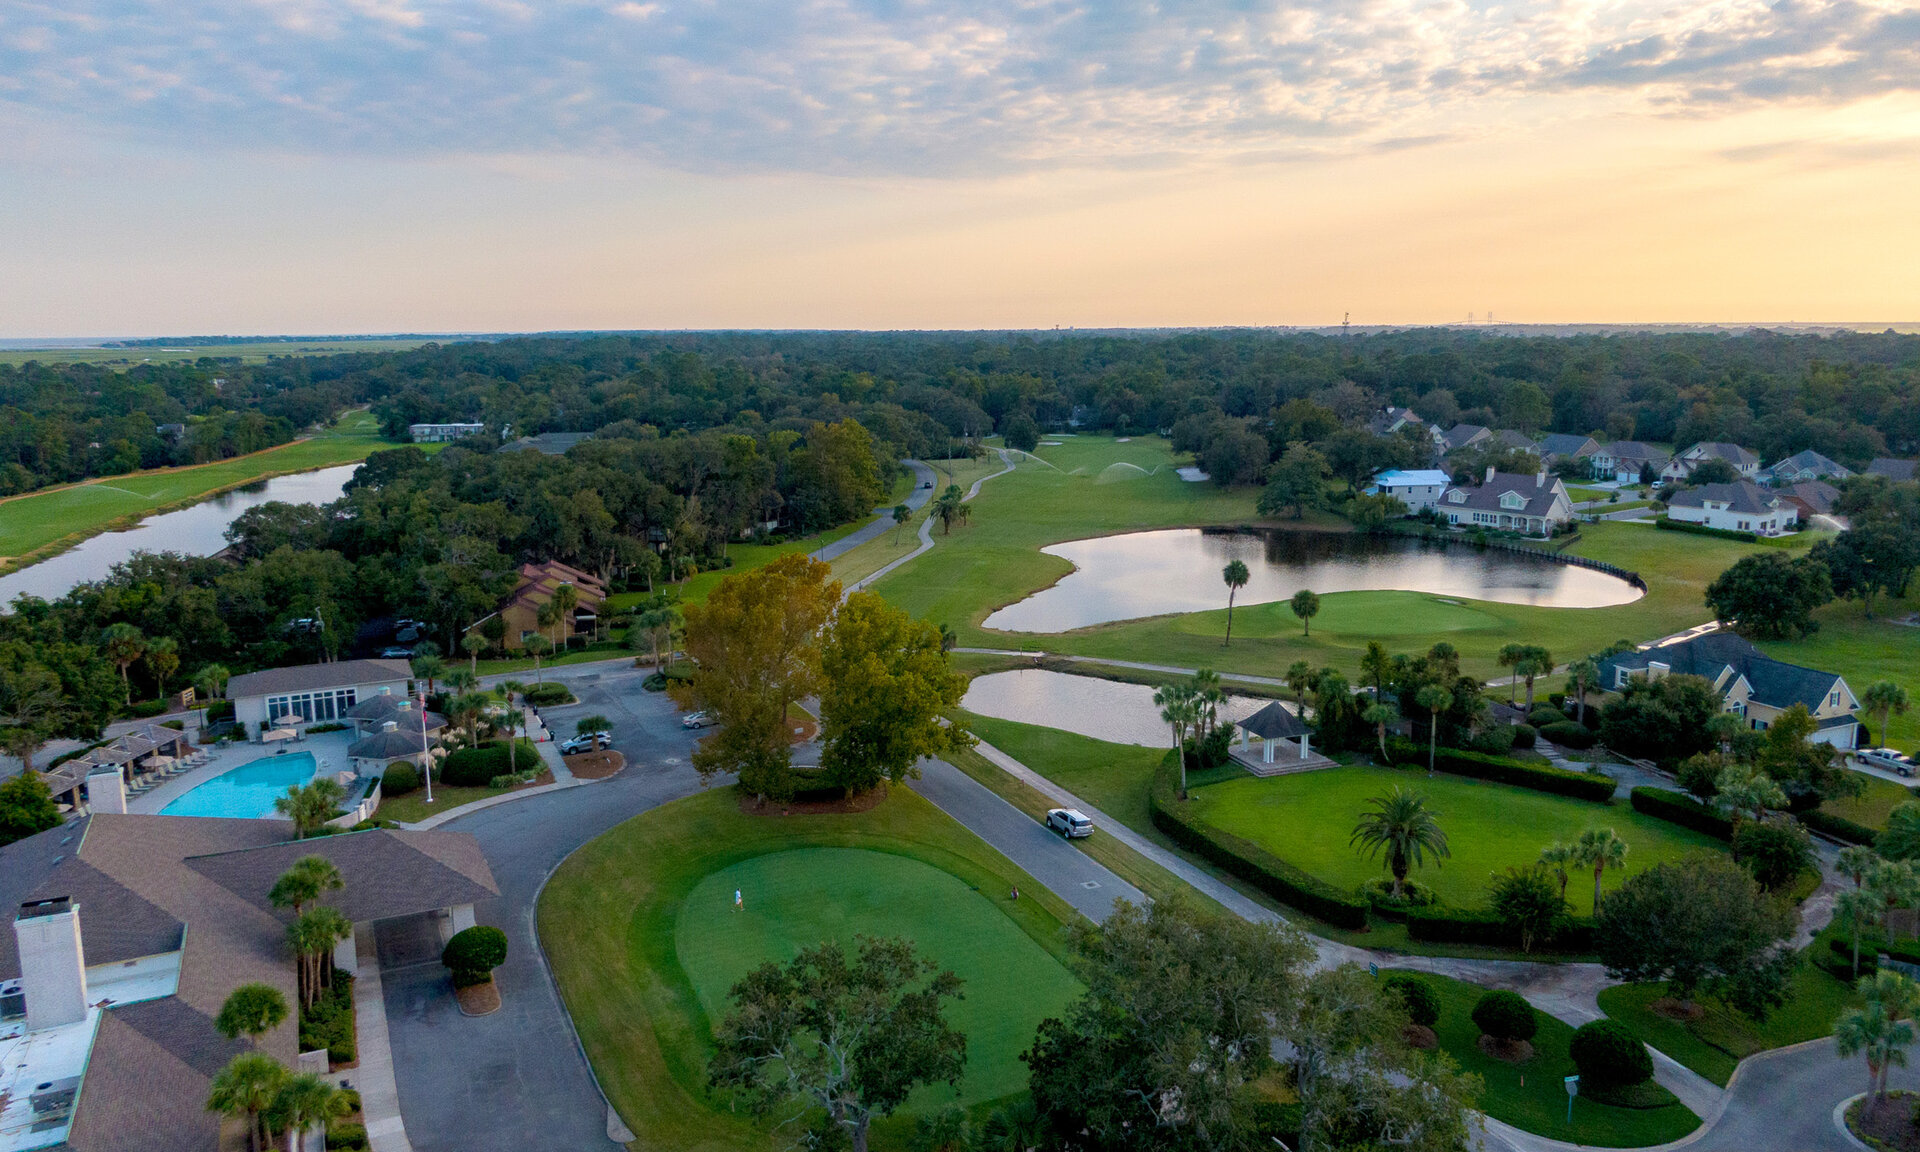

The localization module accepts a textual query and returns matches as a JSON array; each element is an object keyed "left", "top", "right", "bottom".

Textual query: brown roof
[
  {"left": 186, "top": 827, "right": 499, "bottom": 925},
  {"left": 66, "top": 1004, "right": 244, "bottom": 1152}
]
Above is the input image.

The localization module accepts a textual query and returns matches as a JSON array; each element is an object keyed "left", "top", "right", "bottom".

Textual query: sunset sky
[{"left": 3, "top": 0, "right": 1918, "bottom": 334}]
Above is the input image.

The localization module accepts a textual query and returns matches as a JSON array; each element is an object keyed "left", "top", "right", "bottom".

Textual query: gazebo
[
  {"left": 1234, "top": 700, "right": 1313, "bottom": 764},
  {"left": 347, "top": 725, "right": 437, "bottom": 776}
]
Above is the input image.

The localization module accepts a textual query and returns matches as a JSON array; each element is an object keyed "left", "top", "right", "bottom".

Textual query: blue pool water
[{"left": 160, "top": 750, "right": 320, "bottom": 819}]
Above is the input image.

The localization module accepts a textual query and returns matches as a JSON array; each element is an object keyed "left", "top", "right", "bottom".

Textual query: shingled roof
[
  {"left": 1235, "top": 700, "right": 1309, "bottom": 740},
  {"left": 1597, "top": 631, "right": 1846, "bottom": 714},
  {"left": 1666, "top": 481, "right": 1786, "bottom": 515},
  {"left": 227, "top": 658, "right": 411, "bottom": 700}
]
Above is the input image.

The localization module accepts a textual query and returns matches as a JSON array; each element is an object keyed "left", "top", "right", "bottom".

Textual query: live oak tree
[
  {"left": 709, "top": 937, "right": 965, "bottom": 1152},
  {"left": 0, "top": 770, "right": 62, "bottom": 848},
  {"left": 1595, "top": 855, "right": 1795, "bottom": 1019},
  {"left": 1704, "top": 553, "right": 1833, "bottom": 640},
  {"left": 818, "top": 592, "right": 970, "bottom": 795}
]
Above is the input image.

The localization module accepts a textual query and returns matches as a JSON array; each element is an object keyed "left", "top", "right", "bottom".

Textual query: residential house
[
  {"left": 1779, "top": 480, "right": 1842, "bottom": 522},
  {"left": 1867, "top": 458, "right": 1918, "bottom": 483},
  {"left": 226, "top": 658, "right": 413, "bottom": 734},
  {"left": 1438, "top": 468, "right": 1574, "bottom": 536},
  {"left": 1493, "top": 429, "right": 1541, "bottom": 456},
  {"left": 466, "top": 560, "right": 607, "bottom": 651},
  {"left": 407, "top": 422, "right": 486, "bottom": 443},
  {"left": 1664, "top": 481, "right": 1798, "bottom": 536},
  {"left": 0, "top": 814, "right": 498, "bottom": 1152},
  {"left": 1662, "top": 441, "right": 1762, "bottom": 483},
  {"left": 1597, "top": 631, "right": 1861, "bottom": 748},
  {"left": 1367, "top": 405, "right": 1428, "bottom": 438},
  {"left": 1537, "top": 433, "right": 1601, "bottom": 467},
  {"left": 1365, "top": 469, "right": 1452, "bottom": 514},
  {"left": 1591, "top": 441, "right": 1670, "bottom": 484},
  {"left": 1765, "top": 449, "right": 1852, "bottom": 484},
  {"left": 1441, "top": 424, "right": 1492, "bottom": 453},
  {"left": 499, "top": 432, "right": 593, "bottom": 455}
]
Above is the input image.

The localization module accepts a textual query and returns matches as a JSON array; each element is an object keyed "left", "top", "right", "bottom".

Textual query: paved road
[
  {"left": 381, "top": 664, "right": 707, "bottom": 1152},
  {"left": 815, "top": 458, "right": 937, "bottom": 563}
]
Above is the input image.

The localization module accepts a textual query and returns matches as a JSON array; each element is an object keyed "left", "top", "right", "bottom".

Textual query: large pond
[
  {"left": 0, "top": 464, "right": 359, "bottom": 604},
  {"left": 961, "top": 668, "right": 1275, "bottom": 748},
  {"left": 982, "top": 528, "right": 1642, "bottom": 633}
]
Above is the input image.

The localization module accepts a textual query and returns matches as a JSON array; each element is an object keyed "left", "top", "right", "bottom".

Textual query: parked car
[
  {"left": 378, "top": 646, "right": 414, "bottom": 659},
  {"left": 560, "top": 732, "right": 610, "bottom": 755},
  {"left": 1860, "top": 747, "right": 1917, "bottom": 777},
  {"left": 682, "top": 710, "right": 714, "bottom": 729},
  {"left": 1046, "top": 808, "right": 1094, "bottom": 839}
]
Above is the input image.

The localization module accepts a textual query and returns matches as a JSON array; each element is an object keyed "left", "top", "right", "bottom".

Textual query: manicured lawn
[
  {"left": 1399, "top": 969, "right": 1700, "bottom": 1146},
  {"left": 1820, "top": 772, "right": 1916, "bottom": 832},
  {"left": 537, "top": 786, "right": 1082, "bottom": 1152},
  {"left": 959, "top": 712, "right": 1171, "bottom": 835},
  {"left": 1186, "top": 763, "right": 1726, "bottom": 916},
  {"left": 677, "top": 847, "right": 1082, "bottom": 1107},
  {"left": 1596, "top": 964, "right": 1860, "bottom": 1086},
  {"left": 1760, "top": 593, "right": 1920, "bottom": 751},
  {"left": 868, "top": 436, "right": 1779, "bottom": 681},
  {"left": 0, "top": 409, "right": 402, "bottom": 562},
  {"left": 376, "top": 782, "right": 529, "bottom": 825}
]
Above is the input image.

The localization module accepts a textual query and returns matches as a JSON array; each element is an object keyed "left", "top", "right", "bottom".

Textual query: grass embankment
[
  {"left": 1597, "top": 966, "right": 1860, "bottom": 1086},
  {"left": 0, "top": 409, "right": 402, "bottom": 569},
  {"left": 868, "top": 435, "right": 1784, "bottom": 682},
  {"left": 537, "top": 786, "right": 1081, "bottom": 1152},
  {"left": 1402, "top": 970, "right": 1700, "bottom": 1146}
]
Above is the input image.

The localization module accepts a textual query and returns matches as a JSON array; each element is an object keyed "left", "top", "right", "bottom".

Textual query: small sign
[
  {"left": 1368, "top": 963, "right": 1379, "bottom": 977},
  {"left": 1565, "top": 1074, "right": 1579, "bottom": 1121}
]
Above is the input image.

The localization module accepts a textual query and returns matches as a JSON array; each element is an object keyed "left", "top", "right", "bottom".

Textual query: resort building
[
  {"left": 0, "top": 814, "right": 498, "bottom": 1152},
  {"left": 1591, "top": 441, "right": 1670, "bottom": 484},
  {"left": 1765, "top": 449, "right": 1852, "bottom": 484},
  {"left": 226, "top": 659, "right": 413, "bottom": 735},
  {"left": 407, "top": 422, "right": 485, "bottom": 443},
  {"left": 1664, "top": 481, "right": 1799, "bottom": 536},
  {"left": 1597, "top": 631, "right": 1861, "bottom": 748},
  {"left": 1437, "top": 469, "right": 1574, "bottom": 536},
  {"left": 1662, "top": 441, "right": 1762, "bottom": 483},
  {"left": 1366, "top": 469, "right": 1452, "bottom": 514},
  {"left": 466, "top": 560, "right": 607, "bottom": 651}
]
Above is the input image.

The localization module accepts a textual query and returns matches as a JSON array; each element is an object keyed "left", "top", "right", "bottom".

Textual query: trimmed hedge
[
  {"left": 1405, "top": 907, "right": 1594, "bottom": 951},
  {"left": 1472, "top": 990, "right": 1538, "bottom": 1041},
  {"left": 1384, "top": 738, "right": 1616, "bottom": 802},
  {"left": 1149, "top": 760, "right": 1368, "bottom": 929},
  {"left": 1511, "top": 724, "right": 1538, "bottom": 750},
  {"left": 1829, "top": 932, "right": 1920, "bottom": 967},
  {"left": 381, "top": 762, "right": 421, "bottom": 795},
  {"left": 441, "top": 739, "right": 541, "bottom": 787},
  {"left": 1629, "top": 786, "right": 1733, "bottom": 841},
  {"left": 1383, "top": 975, "right": 1441, "bottom": 1028},
  {"left": 523, "top": 682, "right": 575, "bottom": 707},
  {"left": 1538, "top": 721, "right": 1597, "bottom": 750},
  {"left": 1570, "top": 1019, "right": 1654, "bottom": 1088},
  {"left": 1528, "top": 708, "right": 1570, "bottom": 727},
  {"left": 1655, "top": 516, "right": 1758, "bottom": 543},
  {"left": 1798, "top": 808, "right": 1877, "bottom": 845}
]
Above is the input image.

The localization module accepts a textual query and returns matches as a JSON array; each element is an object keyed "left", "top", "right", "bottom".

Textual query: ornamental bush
[
  {"left": 1528, "top": 708, "right": 1570, "bottom": 728},
  {"left": 523, "top": 683, "right": 575, "bottom": 707},
  {"left": 442, "top": 925, "right": 509, "bottom": 988},
  {"left": 441, "top": 739, "right": 541, "bottom": 787},
  {"left": 381, "top": 762, "right": 420, "bottom": 795},
  {"left": 1569, "top": 1019, "right": 1653, "bottom": 1087},
  {"left": 1471, "top": 990, "right": 1538, "bottom": 1042},
  {"left": 1539, "top": 721, "right": 1597, "bottom": 750},
  {"left": 1383, "top": 975, "right": 1440, "bottom": 1028},
  {"left": 1511, "top": 724, "right": 1538, "bottom": 750}
]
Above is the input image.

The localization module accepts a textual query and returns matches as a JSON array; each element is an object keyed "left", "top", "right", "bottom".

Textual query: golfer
[{"left": 734, "top": 888, "right": 743, "bottom": 911}]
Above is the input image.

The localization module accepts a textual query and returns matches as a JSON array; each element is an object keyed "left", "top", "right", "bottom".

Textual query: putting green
[{"left": 676, "top": 847, "right": 1082, "bottom": 1107}]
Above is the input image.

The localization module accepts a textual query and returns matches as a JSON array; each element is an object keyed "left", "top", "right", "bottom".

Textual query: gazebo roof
[
  {"left": 1235, "top": 700, "right": 1308, "bottom": 740},
  {"left": 344, "top": 693, "right": 409, "bottom": 721},
  {"left": 348, "top": 729, "right": 431, "bottom": 760}
]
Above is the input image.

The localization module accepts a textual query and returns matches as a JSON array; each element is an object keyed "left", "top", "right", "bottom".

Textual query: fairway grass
[
  {"left": 1186, "top": 763, "right": 1726, "bottom": 916},
  {"left": 538, "top": 786, "right": 1083, "bottom": 1152},
  {"left": 0, "top": 409, "right": 402, "bottom": 566},
  {"left": 677, "top": 848, "right": 1082, "bottom": 1107}
]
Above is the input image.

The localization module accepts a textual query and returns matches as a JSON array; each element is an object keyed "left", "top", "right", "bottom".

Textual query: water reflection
[
  {"left": 983, "top": 528, "right": 1641, "bottom": 633},
  {"left": 961, "top": 668, "right": 1271, "bottom": 748},
  {"left": 0, "top": 464, "right": 359, "bottom": 604}
]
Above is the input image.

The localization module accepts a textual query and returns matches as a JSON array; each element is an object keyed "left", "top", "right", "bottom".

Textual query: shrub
[
  {"left": 441, "top": 739, "right": 541, "bottom": 787},
  {"left": 161, "top": 719, "right": 186, "bottom": 731},
  {"left": 1529, "top": 708, "right": 1570, "bottom": 727},
  {"left": 1471, "top": 990, "right": 1538, "bottom": 1042},
  {"left": 297, "top": 975, "right": 355, "bottom": 1064},
  {"left": 442, "top": 925, "right": 509, "bottom": 988},
  {"left": 306, "top": 722, "right": 349, "bottom": 734},
  {"left": 1798, "top": 809, "right": 1877, "bottom": 846},
  {"left": 1538, "top": 721, "right": 1596, "bottom": 749},
  {"left": 523, "top": 683, "right": 575, "bottom": 707},
  {"left": 1511, "top": 724, "right": 1537, "bottom": 750},
  {"left": 1629, "top": 786, "right": 1733, "bottom": 841},
  {"left": 1405, "top": 907, "right": 1593, "bottom": 951},
  {"left": 1383, "top": 975, "right": 1440, "bottom": 1028},
  {"left": 1384, "top": 738, "right": 1616, "bottom": 802},
  {"left": 1359, "top": 877, "right": 1437, "bottom": 920},
  {"left": 1733, "top": 817, "right": 1814, "bottom": 890},
  {"left": 127, "top": 699, "right": 168, "bottom": 718},
  {"left": 1655, "top": 516, "right": 1758, "bottom": 543},
  {"left": 1467, "top": 725, "right": 1517, "bottom": 755},
  {"left": 1569, "top": 1019, "right": 1653, "bottom": 1088},
  {"left": 1148, "top": 758, "right": 1367, "bottom": 928},
  {"left": 381, "top": 762, "right": 421, "bottom": 795},
  {"left": 326, "top": 1123, "right": 369, "bottom": 1150}
]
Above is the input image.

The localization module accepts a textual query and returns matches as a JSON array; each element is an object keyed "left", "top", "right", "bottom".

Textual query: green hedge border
[
  {"left": 1384, "top": 738, "right": 1618, "bottom": 802},
  {"left": 1406, "top": 906, "right": 1593, "bottom": 951},
  {"left": 1654, "top": 516, "right": 1757, "bottom": 543},
  {"left": 1797, "top": 808, "right": 1876, "bottom": 846},
  {"left": 1629, "top": 786, "right": 1733, "bottom": 841}
]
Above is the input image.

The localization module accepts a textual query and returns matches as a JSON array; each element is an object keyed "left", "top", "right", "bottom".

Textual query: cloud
[{"left": 0, "top": 0, "right": 1916, "bottom": 175}]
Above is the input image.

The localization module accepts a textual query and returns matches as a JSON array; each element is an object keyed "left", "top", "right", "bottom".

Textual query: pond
[
  {"left": 0, "top": 464, "right": 359, "bottom": 604},
  {"left": 981, "top": 528, "right": 1642, "bottom": 633},
  {"left": 961, "top": 668, "right": 1274, "bottom": 748}
]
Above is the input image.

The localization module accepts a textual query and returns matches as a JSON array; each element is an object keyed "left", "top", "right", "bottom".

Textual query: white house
[
  {"left": 408, "top": 422, "right": 486, "bottom": 443},
  {"left": 1664, "top": 481, "right": 1798, "bottom": 535},
  {"left": 1662, "top": 441, "right": 1762, "bottom": 483},
  {"left": 1438, "top": 469, "right": 1574, "bottom": 536},
  {"left": 227, "top": 658, "right": 413, "bottom": 734},
  {"left": 1366, "top": 469, "right": 1452, "bottom": 513},
  {"left": 1591, "top": 441, "right": 1670, "bottom": 484}
]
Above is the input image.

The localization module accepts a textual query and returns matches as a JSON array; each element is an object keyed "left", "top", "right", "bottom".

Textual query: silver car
[
  {"left": 1860, "top": 747, "right": 1916, "bottom": 777},
  {"left": 1046, "top": 808, "right": 1094, "bottom": 839}
]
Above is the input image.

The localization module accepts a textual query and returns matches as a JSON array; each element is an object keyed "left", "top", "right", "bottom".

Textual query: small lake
[
  {"left": 0, "top": 464, "right": 359, "bottom": 604},
  {"left": 981, "top": 528, "right": 1643, "bottom": 633},
  {"left": 962, "top": 668, "right": 1274, "bottom": 748}
]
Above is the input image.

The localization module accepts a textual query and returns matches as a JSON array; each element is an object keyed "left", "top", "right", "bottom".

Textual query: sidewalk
[{"left": 353, "top": 928, "right": 414, "bottom": 1152}]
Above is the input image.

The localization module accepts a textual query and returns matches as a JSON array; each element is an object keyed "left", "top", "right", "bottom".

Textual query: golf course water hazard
[
  {"left": 982, "top": 528, "right": 1642, "bottom": 632},
  {"left": 962, "top": 668, "right": 1271, "bottom": 747}
]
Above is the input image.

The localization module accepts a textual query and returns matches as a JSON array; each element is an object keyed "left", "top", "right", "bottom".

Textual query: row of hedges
[
  {"left": 1629, "top": 786, "right": 1733, "bottom": 840},
  {"left": 1405, "top": 907, "right": 1594, "bottom": 951},
  {"left": 1384, "top": 739, "right": 1617, "bottom": 802},
  {"left": 442, "top": 739, "right": 542, "bottom": 787},
  {"left": 523, "top": 682, "right": 575, "bottom": 707},
  {"left": 1798, "top": 808, "right": 1877, "bottom": 846},
  {"left": 1539, "top": 721, "right": 1597, "bottom": 750},
  {"left": 1148, "top": 760, "right": 1368, "bottom": 929},
  {"left": 1654, "top": 516, "right": 1758, "bottom": 543}
]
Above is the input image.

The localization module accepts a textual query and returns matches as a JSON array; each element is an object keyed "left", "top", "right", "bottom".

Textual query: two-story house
[
  {"left": 1597, "top": 631, "right": 1861, "bottom": 748},
  {"left": 1662, "top": 441, "right": 1762, "bottom": 483},
  {"left": 1366, "top": 469, "right": 1452, "bottom": 514},
  {"left": 1591, "top": 441, "right": 1670, "bottom": 484},
  {"left": 1438, "top": 468, "right": 1573, "bottom": 536},
  {"left": 1537, "top": 433, "right": 1601, "bottom": 468},
  {"left": 1765, "top": 449, "right": 1852, "bottom": 484},
  {"left": 1665, "top": 481, "right": 1798, "bottom": 535}
]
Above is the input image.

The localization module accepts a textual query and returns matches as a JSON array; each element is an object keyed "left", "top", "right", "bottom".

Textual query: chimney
[
  {"left": 16, "top": 898, "right": 88, "bottom": 1031},
  {"left": 1537, "top": 471, "right": 1548, "bottom": 487},
  {"left": 1484, "top": 465, "right": 1495, "bottom": 485},
  {"left": 85, "top": 765, "right": 125, "bottom": 815}
]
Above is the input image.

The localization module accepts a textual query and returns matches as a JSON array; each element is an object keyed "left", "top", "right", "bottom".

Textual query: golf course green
[{"left": 677, "top": 848, "right": 1082, "bottom": 1107}]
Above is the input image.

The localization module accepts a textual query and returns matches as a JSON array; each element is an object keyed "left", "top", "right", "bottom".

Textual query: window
[{"left": 264, "top": 687, "right": 359, "bottom": 725}]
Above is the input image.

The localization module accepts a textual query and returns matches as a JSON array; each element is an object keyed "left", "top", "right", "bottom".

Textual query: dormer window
[
  {"left": 1499, "top": 491, "right": 1526, "bottom": 510},
  {"left": 1447, "top": 490, "right": 1466, "bottom": 504}
]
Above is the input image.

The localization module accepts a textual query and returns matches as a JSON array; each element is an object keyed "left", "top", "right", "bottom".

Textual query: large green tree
[
  {"left": 1595, "top": 854, "right": 1795, "bottom": 1018},
  {"left": 1704, "top": 553, "right": 1833, "bottom": 640},
  {"left": 0, "top": 770, "right": 62, "bottom": 848},
  {"left": 818, "top": 592, "right": 970, "bottom": 795},
  {"left": 1599, "top": 673, "right": 1723, "bottom": 765}
]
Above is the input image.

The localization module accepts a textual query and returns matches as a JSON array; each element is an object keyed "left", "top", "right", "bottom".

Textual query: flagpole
[{"left": 419, "top": 685, "right": 434, "bottom": 805}]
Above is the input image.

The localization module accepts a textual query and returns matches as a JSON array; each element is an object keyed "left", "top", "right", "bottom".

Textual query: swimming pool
[{"left": 160, "top": 751, "right": 320, "bottom": 819}]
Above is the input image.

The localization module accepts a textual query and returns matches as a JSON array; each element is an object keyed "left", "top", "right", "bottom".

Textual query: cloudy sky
[{"left": 3, "top": 0, "right": 1918, "bottom": 333}]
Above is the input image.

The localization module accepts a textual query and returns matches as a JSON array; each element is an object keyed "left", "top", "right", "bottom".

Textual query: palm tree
[
  {"left": 1573, "top": 828, "right": 1629, "bottom": 914},
  {"left": 1517, "top": 646, "right": 1553, "bottom": 711},
  {"left": 215, "top": 983, "right": 289, "bottom": 1049},
  {"left": 1565, "top": 658, "right": 1599, "bottom": 725},
  {"left": 1286, "top": 661, "right": 1315, "bottom": 716},
  {"left": 524, "top": 635, "right": 552, "bottom": 684},
  {"left": 1363, "top": 701, "right": 1400, "bottom": 763},
  {"left": 891, "top": 503, "right": 910, "bottom": 544},
  {"left": 268, "top": 855, "right": 344, "bottom": 919},
  {"left": 1154, "top": 682, "right": 1198, "bottom": 799},
  {"left": 938, "top": 623, "right": 958, "bottom": 654},
  {"left": 462, "top": 631, "right": 488, "bottom": 674},
  {"left": 1714, "top": 764, "right": 1786, "bottom": 824},
  {"left": 1220, "top": 560, "right": 1250, "bottom": 646},
  {"left": 1415, "top": 685, "right": 1453, "bottom": 775},
  {"left": 1837, "top": 999, "right": 1906, "bottom": 1118},
  {"left": 271, "top": 1073, "right": 353, "bottom": 1152},
  {"left": 1863, "top": 681, "right": 1911, "bottom": 749},
  {"left": 411, "top": 654, "right": 446, "bottom": 698},
  {"left": 549, "top": 583, "right": 580, "bottom": 649},
  {"left": 1497, "top": 643, "right": 1526, "bottom": 705},
  {"left": 273, "top": 778, "right": 347, "bottom": 839},
  {"left": 193, "top": 662, "right": 232, "bottom": 701},
  {"left": 207, "top": 1052, "right": 288, "bottom": 1152},
  {"left": 449, "top": 692, "right": 489, "bottom": 746},
  {"left": 145, "top": 636, "right": 180, "bottom": 697},
  {"left": 1837, "top": 888, "right": 1883, "bottom": 980},
  {"left": 288, "top": 906, "right": 352, "bottom": 1010},
  {"left": 1839, "top": 845, "right": 1880, "bottom": 889},
  {"left": 1350, "top": 787, "right": 1450, "bottom": 899},
  {"left": 1872, "top": 861, "right": 1920, "bottom": 950},
  {"left": 497, "top": 680, "right": 527, "bottom": 776},
  {"left": 445, "top": 668, "right": 479, "bottom": 697},
  {"left": 100, "top": 622, "right": 147, "bottom": 705},
  {"left": 1538, "top": 842, "right": 1574, "bottom": 902},
  {"left": 1361, "top": 640, "right": 1392, "bottom": 699},
  {"left": 1188, "top": 669, "right": 1223, "bottom": 740},
  {"left": 634, "top": 607, "right": 677, "bottom": 668},
  {"left": 1289, "top": 588, "right": 1320, "bottom": 637}
]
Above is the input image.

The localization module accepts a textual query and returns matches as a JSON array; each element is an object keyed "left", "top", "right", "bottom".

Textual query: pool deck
[{"left": 129, "top": 729, "right": 360, "bottom": 815}]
